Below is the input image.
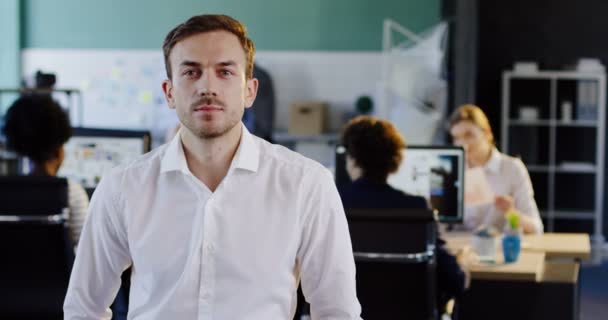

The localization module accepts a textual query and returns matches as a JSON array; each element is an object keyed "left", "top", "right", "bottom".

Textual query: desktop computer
[
  {"left": 335, "top": 145, "right": 465, "bottom": 223},
  {"left": 58, "top": 128, "right": 151, "bottom": 193}
]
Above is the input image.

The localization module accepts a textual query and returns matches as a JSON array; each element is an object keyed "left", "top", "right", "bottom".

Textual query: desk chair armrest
[
  {"left": 354, "top": 249, "right": 435, "bottom": 263},
  {"left": 0, "top": 208, "right": 69, "bottom": 224}
]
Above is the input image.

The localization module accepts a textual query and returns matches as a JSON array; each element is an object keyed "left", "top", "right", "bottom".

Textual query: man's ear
[
  {"left": 244, "top": 78, "right": 259, "bottom": 108},
  {"left": 162, "top": 79, "right": 175, "bottom": 109}
]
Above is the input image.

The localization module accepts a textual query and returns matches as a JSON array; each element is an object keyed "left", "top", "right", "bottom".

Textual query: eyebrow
[
  {"left": 178, "top": 60, "right": 238, "bottom": 69},
  {"left": 179, "top": 60, "right": 201, "bottom": 68},
  {"left": 217, "top": 60, "right": 238, "bottom": 68}
]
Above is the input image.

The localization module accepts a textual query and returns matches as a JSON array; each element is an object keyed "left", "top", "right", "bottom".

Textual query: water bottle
[{"left": 502, "top": 210, "right": 522, "bottom": 263}]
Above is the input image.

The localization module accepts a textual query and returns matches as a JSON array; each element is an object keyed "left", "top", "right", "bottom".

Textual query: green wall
[
  {"left": 0, "top": 0, "right": 20, "bottom": 88},
  {"left": 22, "top": 0, "right": 440, "bottom": 51}
]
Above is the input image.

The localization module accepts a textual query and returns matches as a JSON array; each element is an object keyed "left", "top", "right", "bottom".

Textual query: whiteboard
[
  {"left": 22, "top": 49, "right": 173, "bottom": 143},
  {"left": 22, "top": 49, "right": 384, "bottom": 144}
]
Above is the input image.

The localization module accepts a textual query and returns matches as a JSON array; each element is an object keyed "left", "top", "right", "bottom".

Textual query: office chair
[
  {"left": 0, "top": 175, "right": 74, "bottom": 320},
  {"left": 346, "top": 208, "right": 438, "bottom": 320}
]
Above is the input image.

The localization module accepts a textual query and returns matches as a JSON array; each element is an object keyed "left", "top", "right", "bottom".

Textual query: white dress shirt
[
  {"left": 464, "top": 148, "right": 544, "bottom": 234},
  {"left": 64, "top": 124, "right": 361, "bottom": 320},
  {"left": 67, "top": 179, "right": 89, "bottom": 246}
]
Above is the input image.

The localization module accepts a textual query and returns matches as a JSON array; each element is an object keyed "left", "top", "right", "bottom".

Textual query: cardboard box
[{"left": 288, "top": 101, "right": 327, "bottom": 135}]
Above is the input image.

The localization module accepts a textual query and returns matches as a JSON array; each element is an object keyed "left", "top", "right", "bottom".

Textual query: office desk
[
  {"left": 467, "top": 251, "right": 545, "bottom": 281},
  {"left": 444, "top": 232, "right": 591, "bottom": 261},
  {"left": 524, "top": 233, "right": 591, "bottom": 260},
  {"left": 444, "top": 232, "right": 589, "bottom": 320}
]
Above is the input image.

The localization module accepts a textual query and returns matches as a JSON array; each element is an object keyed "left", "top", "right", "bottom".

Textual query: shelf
[
  {"left": 527, "top": 165, "right": 551, "bottom": 172},
  {"left": 555, "top": 166, "right": 597, "bottom": 174},
  {"left": 509, "top": 119, "right": 552, "bottom": 126},
  {"left": 555, "top": 120, "right": 598, "bottom": 127},
  {"left": 508, "top": 119, "right": 598, "bottom": 127},
  {"left": 526, "top": 165, "right": 597, "bottom": 173},
  {"left": 503, "top": 69, "right": 605, "bottom": 238},
  {"left": 505, "top": 71, "right": 605, "bottom": 81},
  {"left": 540, "top": 210, "right": 596, "bottom": 220}
]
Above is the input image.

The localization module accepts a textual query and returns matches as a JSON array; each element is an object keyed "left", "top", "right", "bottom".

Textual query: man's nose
[{"left": 196, "top": 71, "right": 218, "bottom": 96}]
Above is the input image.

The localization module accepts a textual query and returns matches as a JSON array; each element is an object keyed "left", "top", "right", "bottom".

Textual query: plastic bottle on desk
[{"left": 502, "top": 210, "right": 522, "bottom": 263}]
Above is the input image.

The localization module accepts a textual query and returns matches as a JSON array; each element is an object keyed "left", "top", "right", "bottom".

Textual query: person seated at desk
[
  {"left": 449, "top": 104, "right": 543, "bottom": 234},
  {"left": 337, "top": 115, "right": 474, "bottom": 314},
  {"left": 2, "top": 95, "right": 89, "bottom": 245}
]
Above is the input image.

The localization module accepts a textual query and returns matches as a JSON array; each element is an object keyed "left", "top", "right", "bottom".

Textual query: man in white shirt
[{"left": 64, "top": 14, "right": 361, "bottom": 320}]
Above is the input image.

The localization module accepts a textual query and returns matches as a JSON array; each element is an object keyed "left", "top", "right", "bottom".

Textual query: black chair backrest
[
  {"left": 346, "top": 208, "right": 438, "bottom": 320},
  {"left": 0, "top": 176, "right": 73, "bottom": 320},
  {"left": 0, "top": 175, "right": 68, "bottom": 215}
]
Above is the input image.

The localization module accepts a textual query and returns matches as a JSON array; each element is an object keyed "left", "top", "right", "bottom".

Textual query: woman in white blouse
[
  {"left": 449, "top": 104, "right": 543, "bottom": 234},
  {"left": 2, "top": 95, "right": 89, "bottom": 245}
]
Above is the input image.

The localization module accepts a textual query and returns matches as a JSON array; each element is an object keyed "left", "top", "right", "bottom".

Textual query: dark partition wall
[
  {"left": 445, "top": 0, "right": 608, "bottom": 237},
  {"left": 476, "top": 0, "right": 608, "bottom": 237},
  {"left": 476, "top": 0, "right": 608, "bottom": 146}
]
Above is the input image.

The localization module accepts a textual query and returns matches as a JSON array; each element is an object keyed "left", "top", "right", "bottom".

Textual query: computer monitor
[
  {"left": 335, "top": 145, "right": 465, "bottom": 223},
  {"left": 58, "top": 128, "right": 151, "bottom": 191}
]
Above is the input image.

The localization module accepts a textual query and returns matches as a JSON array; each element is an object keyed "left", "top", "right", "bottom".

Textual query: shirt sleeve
[
  {"left": 510, "top": 158, "right": 544, "bottom": 234},
  {"left": 63, "top": 171, "right": 132, "bottom": 319},
  {"left": 67, "top": 179, "right": 90, "bottom": 246},
  {"left": 297, "top": 167, "right": 362, "bottom": 320}
]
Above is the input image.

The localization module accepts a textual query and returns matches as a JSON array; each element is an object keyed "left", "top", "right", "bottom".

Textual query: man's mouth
[{"left": 194, "top": 104, "right": 223, "bottom": 112}]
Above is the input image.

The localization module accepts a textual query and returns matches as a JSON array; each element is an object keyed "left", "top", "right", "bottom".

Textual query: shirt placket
[{"left": 198, "top": 194, "right": 217, "bottom": 320}]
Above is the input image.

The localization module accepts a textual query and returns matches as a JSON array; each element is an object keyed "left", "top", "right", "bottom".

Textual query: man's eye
[
  {"left": 220, "top": 69, "right": 233, "bottom": 76},
  {"left": 183, "top": 70, "right": 198, "bottom": 76}
]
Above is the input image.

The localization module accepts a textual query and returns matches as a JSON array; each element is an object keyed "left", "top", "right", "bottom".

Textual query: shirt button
[{"left": 207, "top": 243, "right": 215, "bottom": 253}]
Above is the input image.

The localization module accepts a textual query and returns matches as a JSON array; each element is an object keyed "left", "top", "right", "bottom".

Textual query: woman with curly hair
[
  {"left": 338, "top": 115, "right": 473, "bottom": 315},
  {"left": 2, "top": 94, "right": 89, "bottom": 246},
  {"left": 338, "top": 115, "right": 427, "bottom": 206}
]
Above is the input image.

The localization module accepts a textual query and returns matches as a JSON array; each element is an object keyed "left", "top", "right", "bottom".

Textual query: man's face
[{"left": 162, "top": 31, "right": 258, "bottom": 139}]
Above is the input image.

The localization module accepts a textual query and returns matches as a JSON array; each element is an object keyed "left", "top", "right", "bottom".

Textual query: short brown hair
[
  {"left": 162, "top": 14, "right": 256, "bottom": 80},
  {"left": 448, "top": 104, "right": 495, "bottom": 144},
  {"left": 340, "top": 116, "right": 406, "bottom": 182}
]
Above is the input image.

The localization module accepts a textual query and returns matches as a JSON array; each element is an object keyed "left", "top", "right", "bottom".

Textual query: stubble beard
[{"left": 181, "top": 111, "right": 242, "bottom": 140}]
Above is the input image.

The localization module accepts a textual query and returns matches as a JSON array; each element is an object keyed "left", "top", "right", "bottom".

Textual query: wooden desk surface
[
  {"left": 443, "top": 232, "right": 591, "bottom": 260},
  {"left": 443, "top": 232, "right": 590, "bottom": 282},
  {"left": 524, "top": 233, "right": 590, "bottom": 260},
  {"left": 469, "top": 251, "right": 546, "bottom": 282}
]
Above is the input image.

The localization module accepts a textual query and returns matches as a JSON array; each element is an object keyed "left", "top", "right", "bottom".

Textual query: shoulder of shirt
[
  {"left": 497, "top": 151, "right": 527, "bottom": 171},
  {"left": 255, "top": 137, "right": 330, "bottom": 174}
]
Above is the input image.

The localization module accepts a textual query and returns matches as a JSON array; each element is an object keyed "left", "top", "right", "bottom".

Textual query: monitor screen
[
  {"left": 335, "top": 145, "right": 465, "bottom": 223},
  {"left": 58, "top": 128, "right": 151, "bottom": 189}
]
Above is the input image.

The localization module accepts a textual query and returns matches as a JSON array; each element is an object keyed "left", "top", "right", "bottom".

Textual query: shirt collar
[
  {"left": 160, "top": 128, "right": 190, "bottom": 174},
  {"left": 484, "top": 147, "right": 501, "bottom": 174},
  {"left": 231, "top": 123, "right": 260, "bottom": 172},
  {"left": 160, "top": 123, "right": 260, "bottom": 174}
]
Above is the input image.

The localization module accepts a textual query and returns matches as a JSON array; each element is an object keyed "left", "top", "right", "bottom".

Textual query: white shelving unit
[{"left": 502, "top": 70, "right": 606, "bottom": 251}]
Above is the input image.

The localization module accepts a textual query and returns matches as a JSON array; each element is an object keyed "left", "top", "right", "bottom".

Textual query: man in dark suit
[{"left": 338, "top": 115, "right": 472, "bottom": 316}]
